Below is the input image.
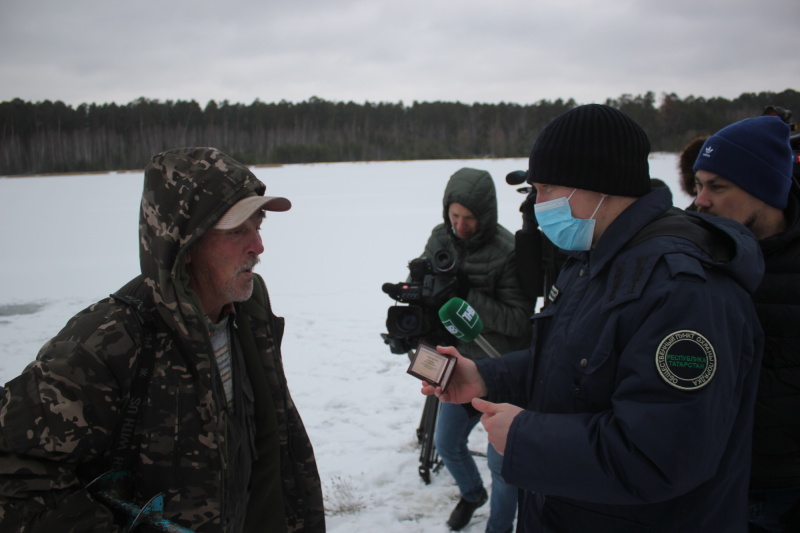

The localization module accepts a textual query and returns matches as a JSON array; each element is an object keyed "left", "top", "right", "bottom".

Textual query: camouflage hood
[{"left": 140, "top": 147, "right": 266, "bottom": 333}]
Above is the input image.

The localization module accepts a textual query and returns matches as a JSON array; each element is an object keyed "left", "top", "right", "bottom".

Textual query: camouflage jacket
[{"left": 0, "top": 148, "right": 325, "bottom": 532}]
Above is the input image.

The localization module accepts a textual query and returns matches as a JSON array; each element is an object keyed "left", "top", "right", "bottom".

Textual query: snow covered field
[{"left": 0, "top": 154, "right": 690, "bottom": 532}]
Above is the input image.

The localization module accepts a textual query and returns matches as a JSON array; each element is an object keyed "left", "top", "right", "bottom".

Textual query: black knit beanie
[{"left": 528, "top": 104, "right": 652, "bottom": 197}]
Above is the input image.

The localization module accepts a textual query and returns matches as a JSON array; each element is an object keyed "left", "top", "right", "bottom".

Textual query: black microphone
[{"left": 505, "top": 170, "right": 528, "bottom": 186}]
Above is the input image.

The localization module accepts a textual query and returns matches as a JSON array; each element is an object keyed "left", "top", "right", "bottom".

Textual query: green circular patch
[{"left": 655, "top": 330, "right": 716, "bottom": 391}]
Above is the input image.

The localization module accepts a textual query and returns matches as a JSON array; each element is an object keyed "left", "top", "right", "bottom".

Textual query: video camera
[
  {"left": 381, "top": 249, "right": 458, "bottom": 354},
  {"left": 763, "top": 105, "right": 800, "bottom": 180}
]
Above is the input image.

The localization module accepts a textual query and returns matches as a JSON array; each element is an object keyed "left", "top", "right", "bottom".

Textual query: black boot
[{"left": 446, "top": 487, "right": 488, "bottom": 531}]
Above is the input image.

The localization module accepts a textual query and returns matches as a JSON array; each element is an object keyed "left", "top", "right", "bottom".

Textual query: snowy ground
[{"left": 0, "top": 154, "right": 690, "bottom": 532}]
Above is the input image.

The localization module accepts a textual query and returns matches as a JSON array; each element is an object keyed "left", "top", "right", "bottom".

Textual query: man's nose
[
  {"left": 249, "top": 232, "right": 265, "bottom": 255},
  {"left": 694, "top": 190, "right": 710, "bottom": 208}
]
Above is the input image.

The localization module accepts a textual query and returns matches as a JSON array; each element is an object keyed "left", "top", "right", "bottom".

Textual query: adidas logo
[{"left": 702, "top": 146, "right": 714, "bottom": 158}]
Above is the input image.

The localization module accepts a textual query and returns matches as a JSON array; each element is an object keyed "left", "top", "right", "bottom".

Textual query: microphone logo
[
  {"left": 457, "top": 301, "right": 478, "bottom": 325},
  {"left": 443, "top": 321, "right": 460, "bottom": 337},
  {"left": 441, "top": 299, "right": 480, "bottom": 339}
]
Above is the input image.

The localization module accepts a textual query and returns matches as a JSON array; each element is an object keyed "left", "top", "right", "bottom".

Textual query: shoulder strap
[
  {"left": 601, "top": 208, "right": 735, "bottom": 310},
  {"left": 627, "top": 207, "right": 735, "bottom": 262},
  {"left": 108, "top": 275, "right": 157, "bottom": 472}
]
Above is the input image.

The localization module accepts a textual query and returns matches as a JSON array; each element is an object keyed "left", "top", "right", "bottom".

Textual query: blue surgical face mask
[{"left": 533, "top": 189, "right": 604, "bottom": 251}]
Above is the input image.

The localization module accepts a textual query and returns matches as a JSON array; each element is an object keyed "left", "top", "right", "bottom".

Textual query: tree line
[{"left": 1, "top": 89, "right": 798, "bottom": 176}]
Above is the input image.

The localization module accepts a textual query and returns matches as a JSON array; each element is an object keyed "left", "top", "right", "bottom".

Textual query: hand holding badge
[{"left": 407, "top": 343, "right": 457, "bottom": 391}]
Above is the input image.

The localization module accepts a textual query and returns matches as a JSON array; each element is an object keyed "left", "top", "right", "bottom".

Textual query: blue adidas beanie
[{"left": 693, "top": 116, "right": 793, "bottom": 209}]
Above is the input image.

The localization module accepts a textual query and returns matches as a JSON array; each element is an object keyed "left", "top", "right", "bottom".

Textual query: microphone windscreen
[
  {"left": 505, "top": 170, "right": 528, "bottom": 185},
  {"left": 438, "top": 297, "right": 484, "bottom": 342}
]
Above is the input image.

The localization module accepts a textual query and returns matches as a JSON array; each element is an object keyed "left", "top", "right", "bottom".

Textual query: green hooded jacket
[
  {"left": 0, "top": 148, "right": 325, "bottom": 532},
  {"left": 423, "top": 167, "right": 534, "bottom": 359}
]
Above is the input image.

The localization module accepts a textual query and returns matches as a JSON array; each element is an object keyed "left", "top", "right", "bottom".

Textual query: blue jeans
[
  {"left": 749, "top": 485, "right": 800, "bottom": 532},
  {"left": 434, "top": 401, "right": 517, "bottom": 533}
]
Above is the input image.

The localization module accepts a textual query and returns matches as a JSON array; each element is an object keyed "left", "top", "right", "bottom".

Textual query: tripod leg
[{"left": 418, "top": 395, "right": 441, "bottom": 484}]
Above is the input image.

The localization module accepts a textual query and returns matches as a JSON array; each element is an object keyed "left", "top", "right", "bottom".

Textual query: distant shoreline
[{"left": 3, "top": 155, "right": 681, "bottom": 179}]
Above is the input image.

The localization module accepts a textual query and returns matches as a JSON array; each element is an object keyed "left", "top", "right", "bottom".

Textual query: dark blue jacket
[{"left": 476, "top": 187, "right": 764, "bottom": 532}]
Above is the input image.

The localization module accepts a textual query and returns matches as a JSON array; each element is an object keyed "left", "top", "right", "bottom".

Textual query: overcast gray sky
[{"left": 1, "top": 0, "right": 797, "bottom": 108}]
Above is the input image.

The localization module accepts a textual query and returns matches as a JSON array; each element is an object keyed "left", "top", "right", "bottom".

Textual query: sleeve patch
[{"left": 655, "top": 330, "right": 716, "bottom": 390}]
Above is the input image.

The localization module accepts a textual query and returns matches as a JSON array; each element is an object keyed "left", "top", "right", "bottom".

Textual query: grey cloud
[{"left": 0, "top": 0, "right": 796, "bottom": 107}]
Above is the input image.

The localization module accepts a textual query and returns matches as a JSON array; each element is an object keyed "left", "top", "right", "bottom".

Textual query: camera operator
[{"left": 421, "top": 167, "right": 534, "bottom": 533}]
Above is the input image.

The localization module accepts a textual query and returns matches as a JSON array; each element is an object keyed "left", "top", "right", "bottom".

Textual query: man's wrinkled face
[
  {"left": 186, "top": 211, "right": 265, "bottom": 320},
  {"left": 694, "top": 170, "right": 764, "bottom": 228},
  {"left": 448, "top": 202, "right": 478, "bottom": 239}
]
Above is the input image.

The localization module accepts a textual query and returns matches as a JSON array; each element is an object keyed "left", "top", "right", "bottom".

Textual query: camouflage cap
[
  {"left": 140, "top": 146, "right": 276, "bottom": 286},
  {"left": 215, "top": 195, "right": 291, "bottom": 230}
]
